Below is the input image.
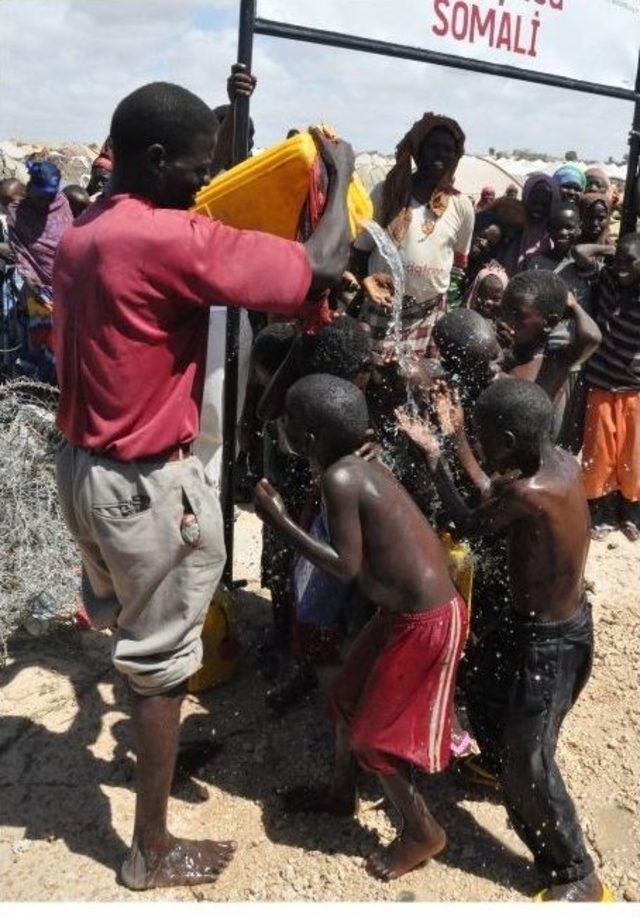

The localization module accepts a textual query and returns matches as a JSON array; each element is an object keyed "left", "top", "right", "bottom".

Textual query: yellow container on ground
[
  {"left": 193, "top": 130, "right": 372, "bottom": 241},
  {"left": 188, "top": 583, "right": 241, "bottom": 693}
]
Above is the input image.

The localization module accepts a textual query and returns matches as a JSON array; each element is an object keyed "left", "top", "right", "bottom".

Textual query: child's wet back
[{"left": 279, "top": 373, "right": 457, "bottom": 615}]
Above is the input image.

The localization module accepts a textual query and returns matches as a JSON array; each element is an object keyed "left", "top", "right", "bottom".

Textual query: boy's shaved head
[
  {"left": 433, "top": 310, "right": 502, "bottom": 390},
  {"left": 252, "top": 322, "right": 296, "bottom": 376},
  {"left": 502, "top": 271, "right": 568, "bottom": 349},
  {"left": 111, "top": 81, "right": 215, "bottom": 161},
  {"left": 475, "top": 378, "right": 553, "bottom": 461},
  {"left": 300, "top": 315, "right": 372, "bottom": 383},
  {"left": 285, "top": 374, "right": 370, "bottom": 459},
  {"left": 503, "top": 270, "right": 568, "bottom": 319},
  {"left": 434, "top": 309, "right": 496, "bottom": 355},
  {"left": 550, "top": 201, "right": 580, "bottom": 226},
  {"left": 110, "top": 81, "right": 217, "bottom": 209}
]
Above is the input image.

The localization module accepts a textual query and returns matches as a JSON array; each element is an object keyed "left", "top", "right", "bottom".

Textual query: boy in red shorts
[{"left": 255, "top": 373, "right": 467, "bottom": 881}]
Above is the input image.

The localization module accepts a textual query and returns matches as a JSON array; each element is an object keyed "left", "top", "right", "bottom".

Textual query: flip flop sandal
[
  {"left": 459, "top": 756, "right": 500, "bottom": 789},
  {"left": 532, "top": 886, "right": 615, "bottom": 903},
  {"left": 621, "top": 521, "right": 640, "bottom": 543},
  {"left": 591, "top": 525, "right": 616, "bottom": 541},
  {"left": 451, "top": 730, "right": 474, "bottom": 758}
]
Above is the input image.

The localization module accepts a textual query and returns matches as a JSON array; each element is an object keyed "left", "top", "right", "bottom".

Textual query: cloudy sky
[{"left": 0, "top": 0, "right": 635, "bottom": 161}]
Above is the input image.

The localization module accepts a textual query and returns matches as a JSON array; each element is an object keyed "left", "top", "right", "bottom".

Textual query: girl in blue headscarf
[{"left": 553, "top": 163, "right": 587, "bottom": 205}]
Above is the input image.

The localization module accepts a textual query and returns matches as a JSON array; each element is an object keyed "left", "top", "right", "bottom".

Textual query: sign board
[{"left": 259, "top": 0, "right": 640, "bottom": 92}]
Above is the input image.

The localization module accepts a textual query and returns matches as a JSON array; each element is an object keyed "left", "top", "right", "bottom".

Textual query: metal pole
[
  {"left": 254, "top": 18, "right": 638, "bottom": 103},
  {"left": 621, "top": 53, "right": 640, "bottom": 236},
  {"left": 221, "top": 0, "right": 255, "bottom": 586}
]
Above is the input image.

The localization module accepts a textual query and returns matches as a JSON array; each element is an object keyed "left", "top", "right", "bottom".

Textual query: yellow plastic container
[
  {"left": 440, "top": 532, "right": 474, "bottom": 615},
  {"left": 193, "top": 129, "right": 372, "bottom": 241},
  {"left": 188, "top": 584, "right": 241, "bottom": 693}
]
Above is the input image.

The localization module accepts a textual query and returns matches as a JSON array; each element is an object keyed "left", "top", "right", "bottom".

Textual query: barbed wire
[{"left": 0, "top": 379, "right": 80, "bottom": 649}]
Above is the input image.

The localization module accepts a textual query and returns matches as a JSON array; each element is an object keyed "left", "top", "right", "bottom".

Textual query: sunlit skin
[
  {"left": 254, "top": 385, "right": 459, "bottom": 882},
  {"left": 395, "top": 390, "right": 603, "bottom": 902}
]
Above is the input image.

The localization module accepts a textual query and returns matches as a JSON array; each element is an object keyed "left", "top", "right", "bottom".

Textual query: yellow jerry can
[
  {"left": 440, "top": 532, "right": 474, "bottom": 615},
  {"left": 188, "top": 583, "right": 241, "bottom": 693},
  {"left": 193, "top": 128, "right": 373, "bottom": 241}
]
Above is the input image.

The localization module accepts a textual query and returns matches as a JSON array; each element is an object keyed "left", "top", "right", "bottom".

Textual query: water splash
[{"left": 362, "top": 220, "right": 417, "bottom": 414}]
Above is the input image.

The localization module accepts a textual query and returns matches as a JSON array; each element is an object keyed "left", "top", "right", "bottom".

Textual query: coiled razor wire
[{"left": 0, "top": 379, "right": 80, "bottom": 656}]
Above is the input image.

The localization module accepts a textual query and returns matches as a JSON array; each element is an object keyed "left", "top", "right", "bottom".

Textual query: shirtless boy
[
  {"left": 501, "top": 269, "right": 601, "bottom": 399},
  {"left": 397, "top": 378, "right": 604, "bottom": 901},
  {"left": 255, "top": 373, "right": 468, "bottom": 882}
]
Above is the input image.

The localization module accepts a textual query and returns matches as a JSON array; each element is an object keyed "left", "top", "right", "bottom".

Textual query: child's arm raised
[
  {"left": 396, "top": 412, "right": 525, "bottom": 536},
  {"left": 572, "top": 243, "right": 615, "bottom": 275},
  {"left": 428, "top": 386, "right": 491, "bottom": 498},
  {"left": 254, "top": 473, "right": 362, "bottom": 584},
  {"left": 536, "top": 293, "right": 602, "bottom": 400}
]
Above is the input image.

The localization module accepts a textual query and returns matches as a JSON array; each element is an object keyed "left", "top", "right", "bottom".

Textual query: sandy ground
[{"left": 1, "top": 508, "right": 638, "bottom": 903}]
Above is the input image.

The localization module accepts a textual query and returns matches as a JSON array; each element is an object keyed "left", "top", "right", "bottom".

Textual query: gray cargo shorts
[{"left": 56, "top": 443, "right": 226, "bottom": 696}]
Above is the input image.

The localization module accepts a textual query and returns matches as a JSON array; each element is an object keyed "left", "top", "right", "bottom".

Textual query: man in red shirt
[{"left": 53, "top": 78, "right": 354, "bottom": 890}]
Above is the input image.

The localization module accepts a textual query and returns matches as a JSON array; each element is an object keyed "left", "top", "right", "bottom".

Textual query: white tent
[
  {"left": 355, "top": 152, "right": 522, "bottom": 200},
  {"left": 355, "top": 151, "right": 626, "bottom": 200}
]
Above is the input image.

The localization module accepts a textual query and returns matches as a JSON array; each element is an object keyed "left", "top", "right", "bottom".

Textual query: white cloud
[{"left": 0, "top": 0, "right": 634, "bottom": 163}]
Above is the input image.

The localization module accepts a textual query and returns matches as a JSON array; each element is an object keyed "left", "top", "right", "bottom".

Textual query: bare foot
[
  {"left": 121, "top": 835, "right": 236, "bottom": 890},
  {"left": 621, "top": 521, "right": 640, "bottom": 543},
  {"left": 280, "top": 783, "right": 357, "bottom": 818},
  {"left": 540, "top": 872, "right": 604, "bottom": 902},
  {"left": 368, "top": 828, "right": 446, "bottom": 881}
]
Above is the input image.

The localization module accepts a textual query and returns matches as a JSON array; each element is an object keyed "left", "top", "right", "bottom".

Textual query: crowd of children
[
  {"left": 1, "top": 80, "right": 637, "bottom": 901},
  {"left": 244, "top": 127, "right": 637, "bottom": 902}
]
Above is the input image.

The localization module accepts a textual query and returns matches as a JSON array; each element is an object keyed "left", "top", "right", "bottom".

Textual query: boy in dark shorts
[
  {"left": 255, "top": 374, "right": 468, "bottom": 882},
  {"left": 397, "top": 378, "right": 605, "bottom": 902}
]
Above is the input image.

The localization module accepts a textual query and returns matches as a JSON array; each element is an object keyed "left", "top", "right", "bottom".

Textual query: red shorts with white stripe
[{"left": 329, "top": 595, "right": 468, "bottom": 776}]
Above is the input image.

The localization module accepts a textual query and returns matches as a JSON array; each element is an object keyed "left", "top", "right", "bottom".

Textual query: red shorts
[{"left": 329, "top": 595, "right": 468, "bottom": 776}]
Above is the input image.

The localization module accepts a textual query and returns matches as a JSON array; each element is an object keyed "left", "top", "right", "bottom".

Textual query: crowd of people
[{"left": 0, "top": 59, "right": 638, "bottom": 903}]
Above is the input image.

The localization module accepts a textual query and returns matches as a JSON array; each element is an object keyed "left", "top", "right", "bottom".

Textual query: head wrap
[
  {"left": 26, "top": 160, "right": 61, "bottom": 197},
  {"left": 381, "top": 112, "right": 465, "bottom": 245},
  {"left": 465, "top": 261, "right": 509, "bottom": 309},
  {"left": 523, "top": 172, "right": 561, "bottom": 208},
  {"left": 519, "top": 173, "right": 561, "bottom": 265},
  {"left": 579, "top": 191, "right": 611, "bottom": 244},
  {"left": 553, "top": 163, "right": 586, "bottom": 192},
  {"left": 7, "top": 192, "right": 73, "bottom": 291}
]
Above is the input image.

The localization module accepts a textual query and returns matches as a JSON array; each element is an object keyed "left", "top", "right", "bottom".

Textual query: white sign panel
[{"left": 259, "top": 0, "right": 640, "bottom": 92}]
